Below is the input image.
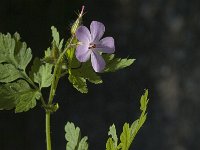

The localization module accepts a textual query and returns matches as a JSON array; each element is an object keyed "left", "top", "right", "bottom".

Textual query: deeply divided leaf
[
  {"left": 34, "top": 63, "right": 53, "bottom": 89},
  {"left": 43, "top": 26, "right": 63, "bottom": 64},
  {"left": 103, "top": 54, "right": 135, "bottom": 72},
  {"left": 0, "top": 32, "right": 33, "bottom": 84},
  {"left": 0, "top": 33, "right": 15, "bottom": 63},
  {"left": 0, "top": 64, "right": 21, "bottom": 83},
  {"left": 68, "top": 74, "right": 88, "bottom": 93},
  {"left": 0, "top": 32, "right": 32, "bottom": 71},
  {"left": 108, "top": 124, "right": 118, "bottom": 148},
  {"left": 106, "top": 90, "right": 149, "bottom": 150},
  {"left": 65, "top": 122, "right": 88, "bottom": 150},
  {"left": 0, "top": 80, "right": 40, "bottom": 112},
  {"left": 106, "top": 138, "right": 116, "bottom": 150},
  {"left": 14, "top": 33, "right": 32, "bottom": 70}
]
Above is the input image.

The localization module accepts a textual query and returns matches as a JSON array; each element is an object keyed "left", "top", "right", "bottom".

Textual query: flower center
[{"left": 89, "top": 43, "right": 96, "bottom": 49}]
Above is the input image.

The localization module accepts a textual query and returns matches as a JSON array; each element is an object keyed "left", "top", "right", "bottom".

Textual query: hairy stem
[
  {"left": 44, "top": 6, "right": 84, "bottom": 150},
  {"left": 45, "top": 35, "right": 75, "bottom": 150},
  {"left": 48, "top": 35, "right": 75, "bottom": 105},
  {"left": 46, "top": 112, "right": 51, "bottom": 150}
]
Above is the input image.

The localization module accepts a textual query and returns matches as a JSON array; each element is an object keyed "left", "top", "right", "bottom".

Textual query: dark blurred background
[{"left": 0, "top": 0, "right": 200, "bottom": 150}]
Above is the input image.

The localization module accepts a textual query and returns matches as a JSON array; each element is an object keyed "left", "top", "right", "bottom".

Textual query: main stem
[
  {"left": 45, "top": 35, "right": 75, "bottom": 150},
  {"left": 46, "top": 112, "right": 51, "bottom": 150}
]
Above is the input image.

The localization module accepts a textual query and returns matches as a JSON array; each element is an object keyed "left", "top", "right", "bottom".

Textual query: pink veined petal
[
  {"left": 75, "top": 44, "right": 91, "bottom": 62},
  {"left": 76, "top": 26, "right": 91, "bottom": 43},
  {"left": 90, "top": 21, "right": 105, "bottom": 42},
  {"left": 94, "top": 37, "right": 115, "bottom": 53},
  {"left": 91, "top": 51, "right": 106, "bottom": 72}
]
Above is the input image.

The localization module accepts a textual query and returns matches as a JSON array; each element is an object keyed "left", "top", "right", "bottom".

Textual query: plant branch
[{"left": 48, "top": 34, "right": 75, "bottom": 105}]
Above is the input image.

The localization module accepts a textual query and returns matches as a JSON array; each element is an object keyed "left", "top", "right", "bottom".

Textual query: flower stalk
[{"left": 45, "top": 6, "right": 84, "bottom": 150}]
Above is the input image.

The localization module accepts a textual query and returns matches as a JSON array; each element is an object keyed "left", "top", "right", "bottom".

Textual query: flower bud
[{"left": 71, "top": 6, "right": 85, "bottom": 35}]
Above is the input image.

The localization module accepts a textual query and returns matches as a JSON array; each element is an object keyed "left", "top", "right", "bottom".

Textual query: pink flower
[{"left": 75, "top": 21, "right": 115, "bottom": 72}]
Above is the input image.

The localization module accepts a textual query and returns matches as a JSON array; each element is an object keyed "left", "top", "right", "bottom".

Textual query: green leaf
[
  {"left": 29, "top": 57, "right": 42, "bottom": 81},
  {"left": 0, "top": 80, "right": 40, "bottom": 112},
  {"left": 103, "top": 54, "right": 135, "bottom": 72},
  {"left": 51, "top": 26, "right": 60, "bottom": 47},
  {"left": 51, "top": 26, "right": 63, "bottom": 52},
  {"left": 0, "top": 32, "right": 33, "bottom": 84},
  {"left": 42, "top": 26, "right": 63, "bottom": 64},
  {"left": 108, "top": 124, "right": 118, "bottom": 148},
  {"left": 118, "top": 123, "right": 131, "bottom": 150},
  {"left": 71, "top": 61, "right": 102, "bottom": 84},
  {"left": 0, "top": 80, "right": 24, "bottom": 110},
  {"left": 0, "top": 32, "right": 32, "bottom": 70},
  {"left": 106, "top": 138, "right": 116, "bottom": 150},
  {"left": 0, "top": 33, "right": 15, "bottom": 63},
  {"left": 68, "top": 74, "right": 88, "bottom": 93},
  {"left": 13, "top": 33, "right": 32, "bottom": 70},
  {"left": 106, "top": 90, "right": 149, "bottom": 150},
  {"left": 78, "top": 137, "right": 89, "bottom": 150},
  {"left": 140, "top": 89, "right": 149, "bottom": 111},
  {"left": 15, "top": 90, "right": 41, "bottom": 113},
  {"left": 34, "top": 63, "right": 53, "bottom": 88},
  {"left": 128, "top": 92, "right": 148, "bottom": 146},
  {"left": 0, "top": 64, "right": 21, "bottom": 83},
  {"left": 65, "top": 122, "right": 88, "bottom": 150}
]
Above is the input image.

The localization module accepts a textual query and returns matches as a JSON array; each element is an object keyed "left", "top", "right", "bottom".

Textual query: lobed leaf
[
  {"left": 108, "top": 124, "right": 118, "bottom": 148},
  {"left": 0, "top": 33, "right": 15, "bottom": 63},
  {"left": 0, "top": 64, "right": 21, "bottom": 83},
  {"left": 34, "top": 63, "right": 53, "bottom": 89},
  {"left": 106, "top": 138, "right": 116, "bottom": 150},
  {"left": 14, "top": 33, "right": 32, "bottom": 70},
  {"left": 106, "top": 90, "right": 149, "bottom": 150},
  {"left": 68, "top": 74, "right": 88, "bottom": 93},
  {"left": 43, "top": 26, "right": 63, "bottom": 64},
  {"left": 65, "top": 122, "right": 88, "bottom": 150},
  {"left": 118, "top": 123, "right": 131, "bottom": 150},
  {"left": 51, "top": 26, "right": 60, "bottom": 47},
  {"left": 65, "top": 122, "right": 81, "bottom": 150},
  {"left": 103, "top": 54, "right": 135, "bottom": 72},
  {"left": 0, "top": 80, "right": 40, "bottom": 112},
  {"left": 29, "top": 57, "right": 42, "bottom": 81},
  {"left": 77, "top": 137, "right": 89, "bottom": 150},
  {"left": 70, "top": 60, "right": 102, "bottom": 84},
  {"left": 15, "top": 90, "right": 41, "bottom": 113}
]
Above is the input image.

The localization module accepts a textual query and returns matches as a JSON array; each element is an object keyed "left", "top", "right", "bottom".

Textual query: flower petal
[
  {"left": 90, "top": 21, "right": 105, "bottom": 42},
  {"left": 91, "top": 51, "right": 106, "bottom": 72},
  {"left": 95, "top": 37, "right": 115, "bottom": 53},
  {"left": 75, "top": 44, "right": 91, "bottom": 62},
  {"left": 76, "top": 26, "right": 91, "bottom": 43}
]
